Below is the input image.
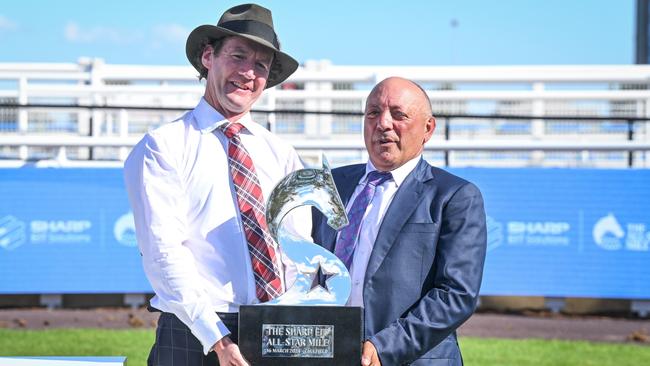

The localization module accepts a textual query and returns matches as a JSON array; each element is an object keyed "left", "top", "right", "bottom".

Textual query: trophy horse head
[{"left": 264, "top": 156, "right": 351, "bottom": 305}]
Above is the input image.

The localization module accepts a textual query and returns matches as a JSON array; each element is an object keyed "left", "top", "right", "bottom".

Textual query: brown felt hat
[{"left": 185, "top": 3, "right": 298, "bottom": 89}]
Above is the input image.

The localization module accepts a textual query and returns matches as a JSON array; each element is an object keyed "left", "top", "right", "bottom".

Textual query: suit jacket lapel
[
  {"left": 337, "top": 165, "right": 365, "bottom": 208},
  {"left": 365, "top": 159, "right": 434, "bottom": 283}
]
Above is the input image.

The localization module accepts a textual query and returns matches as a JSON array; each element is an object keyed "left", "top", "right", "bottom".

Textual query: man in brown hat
[{"left": 124, "top": 4, "right": 308, "bottom": 365}]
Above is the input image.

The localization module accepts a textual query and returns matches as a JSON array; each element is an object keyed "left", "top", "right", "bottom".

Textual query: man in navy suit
[{"left": 312, "top": 77, "right": 487, "bottom": 365}]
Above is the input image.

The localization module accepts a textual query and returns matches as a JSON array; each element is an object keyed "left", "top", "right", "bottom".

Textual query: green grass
[
  {"left": 1, "top": 329, "right": 649, "bottom": 365},
  {"left": 460, "top": 337, "right": 650, "bottom": 366},
  {"left": 0, "top": 329, "right": 154, "bottom": 365}
]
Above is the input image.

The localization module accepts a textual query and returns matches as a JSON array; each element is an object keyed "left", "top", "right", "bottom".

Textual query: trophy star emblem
[{"left": 308, "top": 262, "right": 337, "bottom": 293}]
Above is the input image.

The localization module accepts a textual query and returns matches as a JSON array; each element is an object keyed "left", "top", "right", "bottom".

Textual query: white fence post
[
  {"left": 18, "top": 77, "right": 28, "bottom": 160},
  {"left": 119, "top": 109, "right": 129, "bottom": 161},
  {"left": 531, "top": 82, "right": 546, "bottom": 165}
]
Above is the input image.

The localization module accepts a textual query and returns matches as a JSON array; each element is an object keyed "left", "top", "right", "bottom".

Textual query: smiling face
[
  {"left": 201, "top": 36, "right": 274, "bottom": 121},
  {"left": 363, "top": 77, "right": 436, "bottom": 171}
]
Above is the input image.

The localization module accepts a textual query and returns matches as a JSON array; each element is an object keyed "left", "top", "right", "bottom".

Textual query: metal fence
[{"left": 1, "top": 59, "right": 649, "bottom": 168}]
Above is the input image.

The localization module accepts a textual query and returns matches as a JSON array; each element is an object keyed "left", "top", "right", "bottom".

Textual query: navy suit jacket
[{"left": 312, "top": 159, "right": 487, "bottom": 365}]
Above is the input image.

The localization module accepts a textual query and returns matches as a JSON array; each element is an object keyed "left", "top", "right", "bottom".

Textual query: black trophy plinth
[{"left": 239, "top": 305, "right": 362, "bottom": 365}]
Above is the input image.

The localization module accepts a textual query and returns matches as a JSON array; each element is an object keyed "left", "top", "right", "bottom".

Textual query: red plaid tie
[{"left": 221, "top": 122, "right": 283, "bottom": 302}]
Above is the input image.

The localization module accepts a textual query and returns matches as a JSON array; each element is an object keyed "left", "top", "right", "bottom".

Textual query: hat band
[{"left": 219, "top": 20, "right": 279, "bottom": 49}]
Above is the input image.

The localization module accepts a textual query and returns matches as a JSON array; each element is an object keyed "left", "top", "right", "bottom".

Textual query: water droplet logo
[
  {"left": 114, "top": 212, "right": 137, "bottom": 247},
  {"left": 592, "top": 213, "right": 625, "bottom": 250}
]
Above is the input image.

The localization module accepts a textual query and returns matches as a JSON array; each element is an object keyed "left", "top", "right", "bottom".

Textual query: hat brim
[{"left": 186, "top": 24, "right": 298, "bottom": 89}]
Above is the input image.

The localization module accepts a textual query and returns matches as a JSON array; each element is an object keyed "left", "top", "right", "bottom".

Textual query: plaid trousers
[{"left": 148, "top": 312, "right": 239, "bottom": 366}]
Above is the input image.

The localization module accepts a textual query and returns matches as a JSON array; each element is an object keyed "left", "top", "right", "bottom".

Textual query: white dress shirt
[
  {"left": 123, "top": 97, "right": 311, "bottom": 354},
  {"left": 343, "top": 156, "right": 421, "bottom": 307}
]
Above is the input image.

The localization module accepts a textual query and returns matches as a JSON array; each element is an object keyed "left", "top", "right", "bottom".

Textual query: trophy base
[{"left": 239, "top": 305, "right": 362, "bottom": 365}]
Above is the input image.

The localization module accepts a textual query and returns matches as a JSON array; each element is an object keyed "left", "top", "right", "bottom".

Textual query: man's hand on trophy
[
  {"left": 212, "top": 336, "right": 250, "bottom": 366},
  {"left": 361, "top": 340, "right": 381, "bottom": 366}
]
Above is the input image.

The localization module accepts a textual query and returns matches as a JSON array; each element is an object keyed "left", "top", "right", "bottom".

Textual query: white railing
[
  {"left": 1, "top": 59, "right": 649, "bottom": 168},
  {"left": 2, "top": 135, "right": 649, "bottom": 151}
]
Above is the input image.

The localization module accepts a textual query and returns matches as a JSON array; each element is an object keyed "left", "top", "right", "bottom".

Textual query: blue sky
[{"left": 0, "top": 0, "right": 635, "bottom": 66}]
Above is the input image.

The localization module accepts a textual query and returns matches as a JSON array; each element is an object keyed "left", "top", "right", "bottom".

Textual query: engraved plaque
[
  {"left": 261, "top": 324, "right": 334, "bottom": 358},
  {"left": 240, "top": 305, "right": 361, "bottom": 366}
]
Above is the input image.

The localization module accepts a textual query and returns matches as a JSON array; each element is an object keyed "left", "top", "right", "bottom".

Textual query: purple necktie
[{"left": 335, "top": 170, "right": 392, "bottom": 269}]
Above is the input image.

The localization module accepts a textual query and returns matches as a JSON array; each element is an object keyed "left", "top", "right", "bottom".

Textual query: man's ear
[
  {"left": 423, "top": 115, "right": 436, "bottom": 143},
  {"left": 201, "top": 46, "right": 214, "bottom": 70}
]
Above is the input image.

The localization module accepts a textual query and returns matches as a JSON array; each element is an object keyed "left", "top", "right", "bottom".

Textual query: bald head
[
  {"left": 368, "top": 77, "right": 433, "bottom": 119},
  {"left": 363, "top": 76, "right": 436, "bottom": 171}
]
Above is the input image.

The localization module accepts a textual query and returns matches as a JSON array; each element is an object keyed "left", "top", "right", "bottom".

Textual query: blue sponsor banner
[
  {"left": 453, "top": 168, "right": 650, "bottom": 299},
  {"left": 0, "top": 167, "right": 649, "bottom": 298},
  {"left": 0, "top": 168, "right": 148, "bottom": 293}
]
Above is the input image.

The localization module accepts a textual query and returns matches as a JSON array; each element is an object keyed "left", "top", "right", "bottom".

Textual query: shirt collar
[
  {"left": 363, "top": 155, "right": 421, "bottom": 187},
  {"left": 193, "top": 97, "right": 254, "bottom": 135}
]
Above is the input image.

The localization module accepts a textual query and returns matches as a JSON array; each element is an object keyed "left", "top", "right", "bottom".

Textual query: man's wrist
[{"left": 212, "top": 335, "right": 232, "bottom": 353}]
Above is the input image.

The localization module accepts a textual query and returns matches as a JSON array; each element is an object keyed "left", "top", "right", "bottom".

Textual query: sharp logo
[
  {"left": 593, "top": 213, "right": 625, "bottom": 250},
  {"left": 30, "top": 220, "right": 92, "bottom": 233},
  {"left": 507, "top": 221, "right": 570, "bottom": 235},
  {"left": 0, "top": 215, "right": 27, "bottom": 250},
  {"left": 114, "top": 212, "right": 137, "bottom": 247}
]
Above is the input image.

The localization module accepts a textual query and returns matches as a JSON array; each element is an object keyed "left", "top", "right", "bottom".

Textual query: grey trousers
[{"left": 147, "top": 312, "right": 239, "bottom": 366}]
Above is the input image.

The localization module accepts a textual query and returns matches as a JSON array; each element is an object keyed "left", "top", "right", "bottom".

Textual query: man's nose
[
  {"left": 239, "top": 62, "right": 255, "bottom": 79},
  {"left": 377, "top": 112, "right": 392, "bottom": 130}
]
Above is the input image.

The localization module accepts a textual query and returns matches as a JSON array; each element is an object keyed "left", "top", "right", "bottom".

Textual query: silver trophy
[
  {"left": 239, "top": 156, "right": 362, "bottom": 364},
  {"left": 264, "top": 156, "right": 350, "bottom": 306}
]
